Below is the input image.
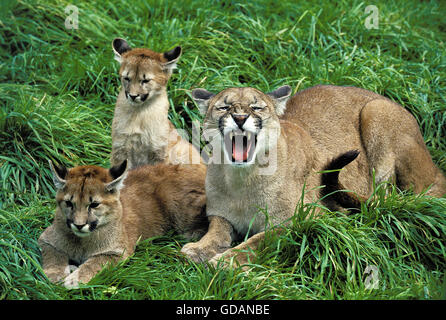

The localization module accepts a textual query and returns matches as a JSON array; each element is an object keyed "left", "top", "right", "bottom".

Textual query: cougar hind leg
[{"left": 360, "top": 98, "right": 446, "bottom": 197}]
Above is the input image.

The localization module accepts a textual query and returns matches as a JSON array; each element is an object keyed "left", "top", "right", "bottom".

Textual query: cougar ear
[
  {"left": 267, "top": 85, "right": 292, "bottom": 116},
  {"left": 192, "top": 88, "right": 215, "bottom": 115},
  {"left": 48, "top": 160, "right": 67, "bottom": 190},
  {"left": 106, "top": 160, "right": 128, "bottom": 192},
  {"left": 162, "top": 46, "right": 181, "bottom": 73},
  {"left": 112, "top": 38, "right": 131, "bottom": 63}
]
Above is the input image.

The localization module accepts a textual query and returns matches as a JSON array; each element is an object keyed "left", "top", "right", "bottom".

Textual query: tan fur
[
  {"left": 110, "top": 39, "right": 201, "bottom": 169},
  {"left": 181, "top": 85, "right": 446, "bottom": 267},
  {"left": 39, "top": 161, "right": 207, "bottom": 288}
]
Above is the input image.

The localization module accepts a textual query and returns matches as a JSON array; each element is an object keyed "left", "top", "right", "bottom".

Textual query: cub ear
[
  {"left": 48, "top": 160, "right": 67, "bottom": 190},
  {"left": 112, "top": 38, "right": 131, "bottom": 64},
  {"left": 106, "top": 160, "right": 128, "bottom": 192},
  {"left": 267, "top": 85, "right": 292, "bottom": 116},
  {"left": 192, "top": 88, "right": 215, "bottom": 115},
  {"left": 162, "top": 46, "right": 181, "bottom": 73}
]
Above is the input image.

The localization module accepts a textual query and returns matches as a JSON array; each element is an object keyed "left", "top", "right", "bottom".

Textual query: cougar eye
[
  {"left": 123, "top": 77, "right": 130, "bottom": 82},
  {"left": 251, "top": 106, "right": 264, "bottom": 111},
  {"left": 141, "top": 79, "right": 150, "bottom": 84},
  {"left": 217, "top": 106, "right": 229, "bottom": 111},
  {"left": 89, "top": 202, "right": 100, "bottom": 208},
  {"left": 65, "top": 200, "right": 73, "bottom": 208}
]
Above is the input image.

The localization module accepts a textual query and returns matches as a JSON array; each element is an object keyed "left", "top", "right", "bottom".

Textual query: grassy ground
[{"left": 0, "top": 0, "right": 445, "bottom": 300}]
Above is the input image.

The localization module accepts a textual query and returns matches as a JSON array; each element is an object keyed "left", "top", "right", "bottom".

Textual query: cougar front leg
[
  {"left": 210, "top": 231, "right": 265, "bottom": 269},
  {"left": 40, "top": 243, "right": 70, "bottom": 284},
  {"left": 64, "top": 254, "right": 120, "bottom": 289},
  {"left": 181, "top": 216, "right": 233, "bottom": 263},
  {"left": 210, "top": 227, "right": 287, "bottom": 269},
  {"left": 110, "top": 144, "right": 128, "bottom": 168}
]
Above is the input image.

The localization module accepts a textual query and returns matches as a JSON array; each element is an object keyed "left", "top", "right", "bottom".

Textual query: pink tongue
[{"left": 233, "top": 138, "right": 248, "bottom": 162}]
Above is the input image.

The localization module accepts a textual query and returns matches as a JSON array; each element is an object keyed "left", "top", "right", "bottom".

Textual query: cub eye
[
  {"left": 141, "top": 79, "right": 150, "bottom": 84},
  {"left": 89, "top": 202, "right": 100, "bottom": 209},
  {"left": 65, "top": 200, "right": 73, "bottom": 208}
]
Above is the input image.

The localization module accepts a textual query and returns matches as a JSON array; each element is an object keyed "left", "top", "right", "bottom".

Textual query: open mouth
[
  {"left": 125, "top": 92, "right": 149, "bottom": 103},
  {"left": 224, "top": 131, "right": 257, "bottom": 164}
]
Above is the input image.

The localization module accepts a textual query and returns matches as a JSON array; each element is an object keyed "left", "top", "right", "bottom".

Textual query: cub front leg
[
  {"left": 40, "top": 243, "right": 70, "bottom": 284},
  {"left": 181, "top": 216, "right": 233, "bottom": 263},
  {"left": 64, "top": 254, "right": 120, "bottom": 289},
  {"left": 210, "top": 231, "right": 265, "bottom": 269}
]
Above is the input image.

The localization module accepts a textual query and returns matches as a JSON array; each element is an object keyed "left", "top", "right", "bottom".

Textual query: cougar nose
[
  {"left": 128, "top": 94, "right": 138, "bottom": 101},
  {"left": 232, "top": 114, "right": 248, "bottom": 129}
]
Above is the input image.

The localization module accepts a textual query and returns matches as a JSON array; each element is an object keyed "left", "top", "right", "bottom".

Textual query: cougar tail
[{"left": 320, "top": 150, "right": 367, "bottom": 213}]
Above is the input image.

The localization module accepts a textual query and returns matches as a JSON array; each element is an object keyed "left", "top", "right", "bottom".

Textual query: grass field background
[{"left": 0, "top": 0, "right": 445, "bottom": 299}]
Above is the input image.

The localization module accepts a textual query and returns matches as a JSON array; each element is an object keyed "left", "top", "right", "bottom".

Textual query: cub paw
[
  {"left": 64, "top": 264, "right": 79, "bottom": 276},
  {"left": 64, "top": 268, "right": 80, "bottom": 289},
  {"left": 44, "top": 268, "right": 67, "bottom": 283}
]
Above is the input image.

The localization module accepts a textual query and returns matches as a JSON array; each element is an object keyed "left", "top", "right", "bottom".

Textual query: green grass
[{"left": 0, "top": 0, "right": 445, "bottom": 300}]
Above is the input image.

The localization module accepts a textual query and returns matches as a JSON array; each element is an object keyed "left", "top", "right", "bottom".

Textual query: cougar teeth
[
  {"left": 229, "top": 132, "right": 234, "bottom": 140},
  {"left": 246, "top": 132, "right": 252, "bottom": 140}
]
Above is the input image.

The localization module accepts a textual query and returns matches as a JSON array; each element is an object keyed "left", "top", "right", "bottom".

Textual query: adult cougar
[
  {"left": 39, "top": 160, "right": 207, "bottom": 288},
  {"left": 181, "top": 85, "right": 446, "bottom": 267},
  {"left": 110, "top": 38, "right": 201, "bottom": 169}
]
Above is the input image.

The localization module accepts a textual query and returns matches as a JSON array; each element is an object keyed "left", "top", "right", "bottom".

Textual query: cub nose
[
  {"left": 73, "top": 223, "right": 87, "bottom": 231},
  {"left": 128, "top": 94, "right": 138, "bottom": 101},
  {"left": 232, "top": 114, "right": 248, "bottom": 129}
]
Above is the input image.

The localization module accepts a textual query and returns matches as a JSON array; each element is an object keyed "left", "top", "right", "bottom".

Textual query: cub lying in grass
[{"left": 39, "top": 160, "right": 207, "bottom": 289}]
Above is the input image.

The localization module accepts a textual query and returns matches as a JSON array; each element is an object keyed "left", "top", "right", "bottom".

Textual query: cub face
[
  {"left": 112, "top": 38, "right": 181, "bottom": 105},
  {"left": 192, "top": 86, "right": 291, "bottom": 166},
  {"left": 49, "top": 160, "right": 128, "bottom": 238}
]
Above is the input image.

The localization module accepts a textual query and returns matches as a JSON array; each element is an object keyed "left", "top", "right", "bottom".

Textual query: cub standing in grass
[
  {"left": 110, "top": 38, "right": 201, "bottom": 169},
  {"left": 181, "top": 85, "right": 446, "bottom": 267},
  {"left": 39, "top": 160, "right": 207, "bottom": 289}
]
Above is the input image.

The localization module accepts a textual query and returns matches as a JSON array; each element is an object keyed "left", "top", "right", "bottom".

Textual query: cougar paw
[
  {"left": 209, "top": 248, "right": 253, "bottom": 271},
  {"left": 181, "top": 242, "right": 217, "bottom": 264}
]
